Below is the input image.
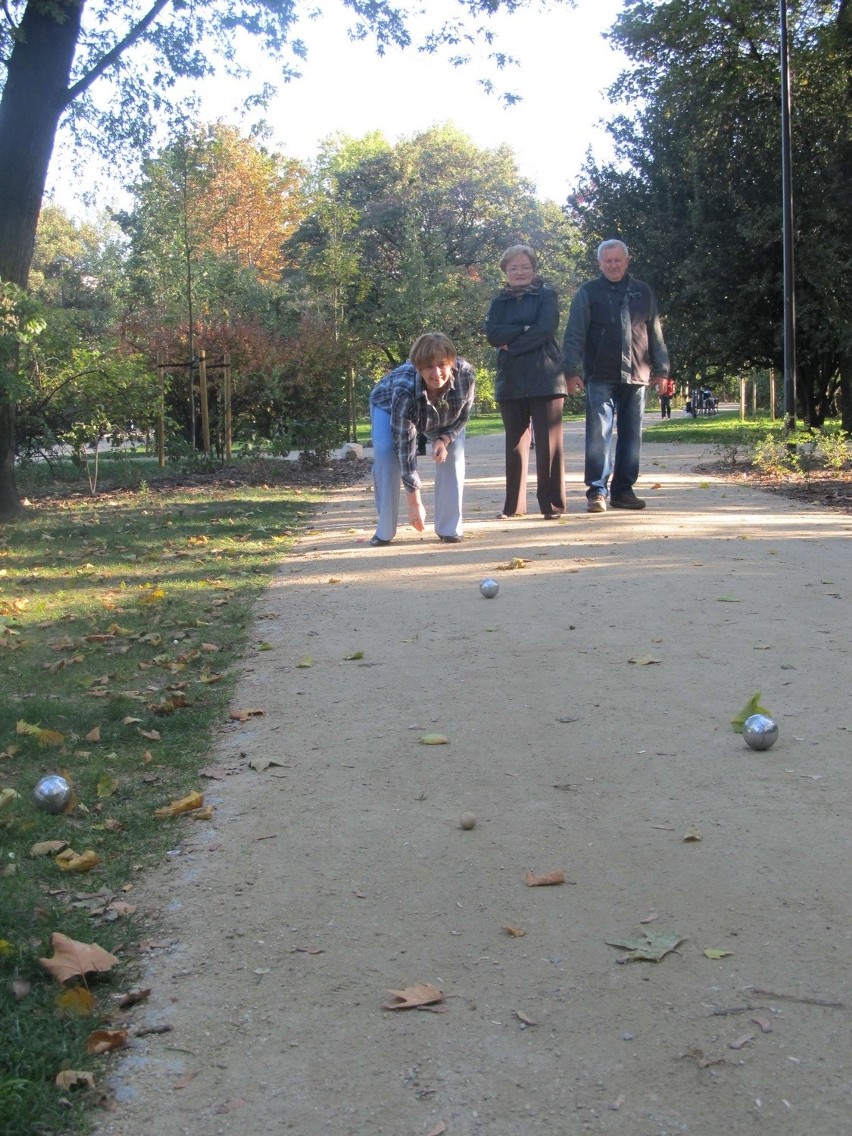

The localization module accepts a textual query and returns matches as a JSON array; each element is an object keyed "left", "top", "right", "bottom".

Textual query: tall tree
[
  {"left": 287, "top": 125, "right": 579, "bottom": 374},
  {"left": 569, "top": 0, "right": 851, "bottom": 425},
  {"left": 0, "top": 0, "right": 572, "bottom": 518}
]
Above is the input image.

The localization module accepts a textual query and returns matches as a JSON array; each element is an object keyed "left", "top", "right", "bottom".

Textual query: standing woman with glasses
[{"left": 485, "top": 244, "right": 568, "bottom": 519}]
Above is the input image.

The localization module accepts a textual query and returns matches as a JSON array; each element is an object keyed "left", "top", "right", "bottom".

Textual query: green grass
[
  {"left": 642, "top": 408, "right": 784, "bottom": 444},
  {"left": 0, "top": 472, "right": 315, "bottom": 1134}
]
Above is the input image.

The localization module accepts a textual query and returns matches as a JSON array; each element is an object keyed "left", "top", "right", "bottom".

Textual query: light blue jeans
[
  {"left": 584, "top": 381, "right": 645, "bottom": 499},
  {"left": 370, "top": 407, "right": 465, "bottom": 541}
]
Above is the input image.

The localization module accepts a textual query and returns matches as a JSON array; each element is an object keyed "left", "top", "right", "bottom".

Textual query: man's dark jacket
[{"left": 561, "top": 273, "right": 670, "bottom": 385}]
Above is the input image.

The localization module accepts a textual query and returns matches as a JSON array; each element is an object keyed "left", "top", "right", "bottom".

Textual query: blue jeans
[{"left": 584, "top": 381, "right": 645, "bottom": 499}]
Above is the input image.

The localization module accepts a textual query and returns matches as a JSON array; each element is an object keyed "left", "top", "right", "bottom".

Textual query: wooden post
[
  {"left": 740, "top": 377, "right": 747, "bottom": 420},
  {"left": 223, "top": 354, "right": 232, "bottom": 461},
  {"left": 752, "top": 378, "right": 758, "bottom": 417},
  {"left": 198, "top": 349, "right": 210, "bottom": 453},
  {"left": 769, "top": 367, "right": 776, "bottom": 420},
  {"left": 348, "top": 365, "right": 357, "bottom": 442},
  {"left": 156, "top": 353, "right": 166, "bottom": 468}
]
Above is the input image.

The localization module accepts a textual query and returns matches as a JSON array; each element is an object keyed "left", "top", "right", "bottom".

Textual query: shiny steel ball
[
  {"left": 32, "top": 774, "right": 73, "bottom": 814},
  {"left": 742, "top": 714, "right": 779, "bottom": 751},
  {"left": 479, "top": 578, "right": 499, "bottom": 599}
]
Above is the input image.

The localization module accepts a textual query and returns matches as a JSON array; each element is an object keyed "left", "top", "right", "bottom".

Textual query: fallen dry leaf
[
  {"left": 682, "top": 830, "right": 703, "bottom": 843},
  {"left": 198, "top": 764, "right": 229, "bottom": 780},
  {"left": 30, "top": 840, "right": 69, "bottom": 857},
  {"left": 154, "top": 791, "right": 204, "bottom": 818},
  {"left": 496, "top": 557, "right": 526, "bottom": 571},
  {"left": 628, "top": 655, "right": 662, "bottom": 665},
  {"left": 96, "top": 775, "right": 119, "bottom": 799},
  {"left": 11, "top": 977, "right": 30, "bottom": 1001},
  {"left": 116, "top": 988, "right": 150, "bottom": 1009},
  {"left": 229, "top": 708, "right": 265, "bottom": 722},
  {"left": 420, "top": 734, "right": 449, "bottom": 745},
  {"left": 85, "top": 726, "right": 101, "bottom": 743},
  {"left": 55, "top": 849, "right": 102, "bottom": 873},
  {"left": 729, "top": 1032, "right": 755, "bottom": 1050},
  {"left": 524, "top": 869, "right": 565, "bottom": 887},
  {"left": 137, "top": 728, "right": 160, "bottom": 741},
  {"left": 106, "top": 901, "right": 137, "bottom": 917},
  {"left": 606, "top": 930, "right": 685, "bottom": 963},
  {"left": 87, "top": 1028, "right": 128, "bottom": 1055},
  {"left": 680, "top": 1047, "right": 727, "bottom": 1068},
  {"left": 248, "top": 757, "right": 290, "bottom": 772},
  {"left": 188, "top": 805, "right": 215, "bottom": 820},
  {"left": 55, "top": 1069, "right": 95, "bottom": 1091},
  {"left": 426, "top": 1124, "right": 447, "bottom": 1136},
  {"left": 503, "top": 924, "right": 526, "bottom": 937},
  {"left": 515, "top": 1009, "right": 537, "bottom": 1026},
  {"left": 173, "top": 1071, "right": 198, "bottom": 1090},
  {"left": 56, "top": 987, "right": 96, "bottom": 1016},
  {"left": 382, "top": 982, "right": 444, "bottom": 1010},
  {"left": 751, "top": 1012, "right": 773, "bottom": 1033},
  {"left": 40, "top": 932, "right": 120, "bottom": 984}
]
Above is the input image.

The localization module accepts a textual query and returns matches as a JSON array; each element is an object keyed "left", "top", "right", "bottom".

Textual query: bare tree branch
[{"left": 64, "top": 0, "right": 173, "bottom": 107}]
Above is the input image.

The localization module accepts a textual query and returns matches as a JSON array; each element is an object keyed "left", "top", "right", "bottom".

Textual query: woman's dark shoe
[
  {"left": 438, "top": 534, "right": 462, "bottom": 543},
  {"left": 369, "top": 536, "right": 392, "bottom": 546}
]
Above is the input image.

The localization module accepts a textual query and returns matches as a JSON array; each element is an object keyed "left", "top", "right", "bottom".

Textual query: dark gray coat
[{"left": 485, "top": 283, "right": 567, "bottom": 402}]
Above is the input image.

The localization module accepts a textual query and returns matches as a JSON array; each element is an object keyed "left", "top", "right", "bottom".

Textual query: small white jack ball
[
  {"left": 479, "top": 578, "right": 499, "bottom": 599},
  {"left": 743, "top": 713, "right": 779, "bottom": 751},
  {"left": 459, "top": 811, "right": 477, "bottom": 830}
]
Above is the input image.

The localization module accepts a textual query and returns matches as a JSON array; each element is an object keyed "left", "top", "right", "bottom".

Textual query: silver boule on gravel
[
  {"left": 32, "top": 774, "right": 73, "bottom": 813},
  {"left": 479, "top": 578, "right": 499, "bottom": 599},
  {"left": 742, "top": 713, "right": 779, "bottom": 751}
]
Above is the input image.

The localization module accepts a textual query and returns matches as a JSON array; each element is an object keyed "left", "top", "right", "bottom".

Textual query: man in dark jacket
[{"left": 561, "top": 239, "right": 672, "bottom": 512}]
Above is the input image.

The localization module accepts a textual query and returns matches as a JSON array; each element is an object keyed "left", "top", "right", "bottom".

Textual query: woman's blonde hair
[
  {"left": 499, "top": 244, "right": 538, "bottom": 273},
  {"left": 410, "top": 332, "right": 457, "bottom": 369}
]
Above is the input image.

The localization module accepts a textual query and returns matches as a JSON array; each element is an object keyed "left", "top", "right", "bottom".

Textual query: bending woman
[{"left": 368, "top": 332, "right": 475, "bottom": 546}]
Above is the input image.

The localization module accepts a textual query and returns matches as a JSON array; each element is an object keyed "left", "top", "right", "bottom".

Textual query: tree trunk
[
  {"left": 839, "top": 348, "right": 852, "bottom": 436},
  {"left": 0, "top": 1, "right": 82, "bottom": 518}
]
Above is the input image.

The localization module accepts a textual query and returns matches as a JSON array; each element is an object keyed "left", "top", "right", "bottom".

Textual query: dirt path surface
[{"left": 94, "top": 429, "right": 852, "bottom": 1136}]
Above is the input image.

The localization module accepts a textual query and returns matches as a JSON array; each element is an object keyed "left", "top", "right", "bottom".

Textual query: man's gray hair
[{"left": 597, "top": 239, "right": 629, "bottom": 260}]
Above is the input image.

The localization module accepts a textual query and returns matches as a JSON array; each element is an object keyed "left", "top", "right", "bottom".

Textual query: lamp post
[{"left": 780, "top": 0, "right": 797, "bottom": 431}]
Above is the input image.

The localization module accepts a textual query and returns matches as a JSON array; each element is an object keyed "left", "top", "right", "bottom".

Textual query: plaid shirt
[{"left": 369, "top": 359, "right": 476, "bottom": 492}]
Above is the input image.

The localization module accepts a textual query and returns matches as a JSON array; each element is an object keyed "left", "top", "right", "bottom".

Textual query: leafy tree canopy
[{"left": 569, "top": 0, "right": 851, "bottom": 426}]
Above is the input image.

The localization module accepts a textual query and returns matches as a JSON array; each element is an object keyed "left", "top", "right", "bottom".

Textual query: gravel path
[{"left": 94, "top": 430, "right": 852, "bottom": 1136}]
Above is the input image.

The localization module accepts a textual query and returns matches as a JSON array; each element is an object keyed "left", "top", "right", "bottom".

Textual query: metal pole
[
  {"left": 198, "top": 349, "right": 210, "bottom": 453},
  {"left": 780, "top": 0, "right": 797, "bottom": 432}
]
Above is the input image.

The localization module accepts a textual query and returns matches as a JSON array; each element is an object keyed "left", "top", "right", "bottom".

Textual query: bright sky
[{"left": 46, "top": 0, "right": 628, "bottom": 214}]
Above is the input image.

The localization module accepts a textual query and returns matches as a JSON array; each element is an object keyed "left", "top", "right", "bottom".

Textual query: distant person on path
[
  {"left": 485, "top": 244, "right": 567, "bottom": 519},
  {"left": 561, "top": 239, "right": 672, "bottom": 512},
  {"left": 368, "top": 332, "right": 475, "bottom": 546},
  {"left": 660, "top": 390, "right": 672, "bottom": 419}
]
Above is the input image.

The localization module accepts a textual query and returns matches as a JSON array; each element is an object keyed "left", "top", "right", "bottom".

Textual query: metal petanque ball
[
  {"left": 33, "top": 774, "right": 73, "bottom": 814},
  {"left": 742, "top": 713, "right": 779, "bottom": 751},
  {"left": 479, "top": 578, "right": 499, "bottom": 599}
]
